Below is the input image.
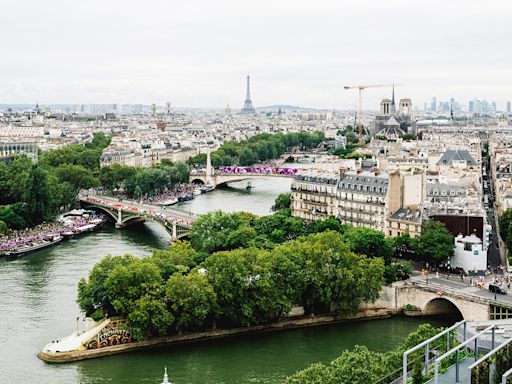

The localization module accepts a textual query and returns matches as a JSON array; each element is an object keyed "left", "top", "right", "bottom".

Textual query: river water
[{"left": 0, "top": 174, "right": 453, "bottom": 384}]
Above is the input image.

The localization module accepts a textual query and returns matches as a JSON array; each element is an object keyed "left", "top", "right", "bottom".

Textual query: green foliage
[
  {"left": 271, "top": 192, "right": 291, "bottom": 212},
  {"left": 0, "top": 220, "right": 9, "bottom": 235},
  {"left": 190, "top": 132, "right": 325, "bottom": 168},
  {"left": 384, "top": 261, "right": 413, "bottom": 284},
  {"left": 104, "top": 258, "right": 163, "bottom": 315},
  {"left": 286, "top": 323, "right": 442, "bottom": 384},
  {"left": 342, "top": 226, "right": 393, "bottom": 263},
  {"left": 165, "top": 271, "right": 216, "bottom": 331},
  {"left": 23, "top": 165, "right": 51, "bottom": 225},
  {"left": 190, "top": 211, "right": 256, "bottom": 254},
  {"left": 150, "top": 240, "right": 198, "bottom": 280},
  {"left": 499, "top": 209, "right": 512, "bottom": 251},
  {"left": 414, "top": 220, "right": 454, "bottom": 264},
  {"left": 308, "top": 216, "right": 346, "bottom": 234},
  {"left": 78, "top": 231, "right": 385, "bottom": 339},
  {"left": 411, "top": 360, "right": 424, "bottom": 384},
  {"left": 121, "top": 162, "right": 190, "bottom": 197},
  {"left": 0, "top": 203, "right": 27, "bottom": 230}
]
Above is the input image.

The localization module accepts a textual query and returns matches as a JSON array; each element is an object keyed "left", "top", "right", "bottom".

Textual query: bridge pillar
[
  {"left": 115, "top": 208, "right": 124, "bottom": 229},
  {"left": 171, "top": 221, "right": 177, "bottom": 241},
  {"left": 206, "top": 147, "right": 215, "bottom": 186}
]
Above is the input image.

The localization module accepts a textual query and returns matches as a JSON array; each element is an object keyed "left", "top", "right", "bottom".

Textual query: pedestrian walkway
[{"left": 425, "top": 357, "right": 472, "bottom": 384}]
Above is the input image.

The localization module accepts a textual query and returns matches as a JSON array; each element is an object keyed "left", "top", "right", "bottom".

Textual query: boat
[
  {"left": 246, "top": 181, "right": 253, "bottom": 190},
  {"left": 193, "top": 188, "right": 202, "bottom": 196},
  {"left": 178, "top": 193, "right": 194, "bottom": 202},
  {"left": 4, "top": 235, "right": 63, "bottom": 257},
  {"left": 157, "top": 198, "right": 178, "bottom": 206},
  {"left": 200, "top": 184, "right": 215, "bottom": 193}
]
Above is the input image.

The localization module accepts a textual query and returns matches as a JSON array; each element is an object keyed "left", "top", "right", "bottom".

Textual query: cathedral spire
[{"left": 391, "top": 84, "right": 396, "bottom": 113}]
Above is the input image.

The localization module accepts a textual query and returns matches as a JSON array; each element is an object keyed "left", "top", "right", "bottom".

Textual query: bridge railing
[
  {"left": 81, "top": 197, "right": 193, "bottom": 227},
  {"left": 405, "top": 280, "right": 512, "bottom": 308}
]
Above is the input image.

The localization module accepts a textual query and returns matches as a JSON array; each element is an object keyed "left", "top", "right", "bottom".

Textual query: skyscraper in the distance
[
  {"left": 241, "top": 74, "right": 256, "bottom": 114},
  {"left": 431, "top": 97, "right": 437, "bottom": 112},
  {"left": 507, "top": 101, "right": 511, "bottom": 113}
]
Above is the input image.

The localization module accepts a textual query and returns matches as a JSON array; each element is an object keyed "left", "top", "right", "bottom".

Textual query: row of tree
[
  {"left": 98, "top": 160, "right": 189, "bottom": 197},
  {"left": 189, "top": 196, "right": 454, "bottom": 272},
  {"left": 285, "top": 323, "right": 448, "bottom": 384},
  {"left": 77, "top": 231, "right": 385, "bottom": 341},
  {"left": 188, "top": 131, "right": 325, "bottom": 168}
]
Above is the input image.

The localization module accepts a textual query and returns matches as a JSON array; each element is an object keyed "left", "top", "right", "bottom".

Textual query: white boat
[
  {"left": 158, "top": 198, "right": 178, "bottom": 206},
  {"left": 4, "top": 235, "right": 63, "bottom": 256},
  {"left": 193, "top": 188, "right": 202, "bottom": 196}
]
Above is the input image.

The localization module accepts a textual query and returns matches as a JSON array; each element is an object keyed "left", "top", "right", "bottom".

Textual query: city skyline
[{"left": 0, "top": 0, "right": 510, "bottom": 108}]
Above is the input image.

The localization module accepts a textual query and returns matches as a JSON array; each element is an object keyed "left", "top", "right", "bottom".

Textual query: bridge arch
[
  {"left": 82, "top": 204, "right": 118, "bottom": 222},
  {"left": 423, "top": 297, "right": 464, "bottom": 321},
  {"left": 190, "top": 178, "right": 205, "bottom": 185}
]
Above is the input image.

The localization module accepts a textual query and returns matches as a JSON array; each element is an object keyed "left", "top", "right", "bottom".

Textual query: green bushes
[
  {"left": 187, "top": 131, "right": 325, "bottom": 167},
  {"left": 77, "top": 232, "right": 385, "bottom": 340},
  {"left": 285, "top": 324, "right": 443, "bottom": 384}
]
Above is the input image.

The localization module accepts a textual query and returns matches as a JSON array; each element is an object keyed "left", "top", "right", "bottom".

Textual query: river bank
[{"left": 39, "top": 308, "right": 400, "bottom": 363}]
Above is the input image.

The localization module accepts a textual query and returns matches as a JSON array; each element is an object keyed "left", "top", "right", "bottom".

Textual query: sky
[{"left": 0, "top": 0, "right": 510, "bottom": 109}]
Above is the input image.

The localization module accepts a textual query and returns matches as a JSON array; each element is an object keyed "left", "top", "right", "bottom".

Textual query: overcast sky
[{"left": 1, "top": 0, "right": 510, "bottom": 109}]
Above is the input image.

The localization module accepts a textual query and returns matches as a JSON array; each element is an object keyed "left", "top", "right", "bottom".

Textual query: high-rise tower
[{"left": 241, "top": 75, "right": 256, "bottom": 114}]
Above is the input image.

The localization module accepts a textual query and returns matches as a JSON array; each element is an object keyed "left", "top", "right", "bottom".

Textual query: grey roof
[
  {"left": 384, "top": 115, "right": 400, "bottom": 126},
  {"left": 294, "top": 172, "right": 338, "bottom": 185},
  {"left": 388, "top": 208, "right": 422, "bottom": 224},
  {"left": 338, "top": 172, "right": 388, "bottom": 195},
  {"left": 438, "top": 149, "right": 477, "bottom": 166}
]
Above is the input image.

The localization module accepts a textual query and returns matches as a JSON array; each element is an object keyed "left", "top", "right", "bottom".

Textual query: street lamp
[
  {"left": 447, "top": 260, "right": 451, "bottom": 280},
  {"left": 426, "top": 262, "right": 429, "bottom": 284}
]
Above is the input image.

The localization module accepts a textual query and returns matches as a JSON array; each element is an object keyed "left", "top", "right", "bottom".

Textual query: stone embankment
[{"left": 38, "top": 307, "right": 396, "bottom": 363}]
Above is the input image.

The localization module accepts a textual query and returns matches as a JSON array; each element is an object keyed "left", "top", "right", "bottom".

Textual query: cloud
[{"left": 1, "top": 0, "right": 510, "bottom": 108}]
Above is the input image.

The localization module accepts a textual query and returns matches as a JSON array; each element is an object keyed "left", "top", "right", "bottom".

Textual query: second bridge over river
[{"left": 80, "top": 195, "right": 196, "bottom": 240}]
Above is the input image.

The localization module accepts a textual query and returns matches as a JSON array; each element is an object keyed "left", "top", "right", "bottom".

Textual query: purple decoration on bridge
[{"left": 218, "top": 166, "right": 297, "bottom": 175}]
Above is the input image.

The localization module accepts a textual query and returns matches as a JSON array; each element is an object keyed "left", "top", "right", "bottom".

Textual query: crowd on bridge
[
  {"left": 83, "top": 197, "right": 194, "bottom": 227},
  {"left": 141, "top": 184, "right": 195, "bottom": 205},
  {"left": 218, "top": 165, "right": 298, "bottom": 176}
]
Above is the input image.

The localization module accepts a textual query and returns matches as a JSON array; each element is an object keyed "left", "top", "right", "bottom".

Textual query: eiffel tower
[{"left": 241, "top": 74, "right": 256, "bottom": 114}]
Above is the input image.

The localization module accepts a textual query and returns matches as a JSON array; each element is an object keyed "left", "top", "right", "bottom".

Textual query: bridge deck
[{"left": 80, "top": 195, "right": 196, "bottom": 227}]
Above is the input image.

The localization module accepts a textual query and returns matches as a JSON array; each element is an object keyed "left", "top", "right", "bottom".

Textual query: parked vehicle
[{"left": 489, "top": 284, "right": 507, "bottom": 295}]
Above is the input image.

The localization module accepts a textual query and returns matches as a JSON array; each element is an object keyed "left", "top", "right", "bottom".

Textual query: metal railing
[
  {"left": 502, "top": 367, "right": 512, "bottom": 384},
  {"left": 402, "top": 321, "right": 466, "bottom": 383},
  {"left": 433, "top": 325, "right": 495, "bottom": 384},
  {"left": 467, "top": 336, "right": 512, "bottom": 384}
]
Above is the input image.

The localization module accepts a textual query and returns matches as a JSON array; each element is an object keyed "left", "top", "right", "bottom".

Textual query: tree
[
  {"left": 499, "top": 209, "right": 512, "bottom": 248},
  {"left": 23, "top": 165, "right": 51, "bottom": 225},
  {"left": 127, "top": 292, "right": 174, "bottom": 341},
  {"left": 309, "top": 216, "right": 346, "bottom": 234},
  {"left": 165, "top": 271, "right": 216, "bottom": 332},
  {"left": 280, "top": 231, "right": 384, "bottom": 315},
  {"left": 238, "top": 147, "right": 259, "bottom": 166},
  {"left": 104, "top": 258, "right": 163, "bottom": 315},
  {"left": 0, "top": 203, "right": 27, "bottom": 230},
  {"left": 189, "top": 211, "right": 254, "bottom": 253},
  {"left": 342, "top": 227, "right": 393, "bottom": 263},
  {"left": 150, "top": 240, "right": 198, "bottom": 280},
  {"left": 54, "top": 163, "right": 100, "bottom": 193},
  {"left": 271, "top": 193, "right": 291, "bottom": 212},
  {"left": 414, "top": 220, "right": 454, "bottom": 265},
  {"left": 0, "top": 220, "right": 9, "bottom": 235},
  {"left": 77, "top": 254, "right": 136, "bottom": 318}
]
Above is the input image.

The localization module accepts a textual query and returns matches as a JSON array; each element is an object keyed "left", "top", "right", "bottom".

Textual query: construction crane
[{"left": 344, "top": 84, "right": 396, "bottom": 144}]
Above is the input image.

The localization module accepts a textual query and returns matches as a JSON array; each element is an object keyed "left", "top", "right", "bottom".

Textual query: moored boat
[
  {"left": 158, "top": 198, "right": 178, "bottom": 206},
  {"left": 4, "top": 235, "right": 63, "bottom": 257},
  {"left": 178, "top": 193, "right": 194, "bottom": 202},
  {"left": 200, "top": 184, "right": 215, "bottom": 193},
  {"left": 193, "top": 188, "right": 202, "bottom": 196}
]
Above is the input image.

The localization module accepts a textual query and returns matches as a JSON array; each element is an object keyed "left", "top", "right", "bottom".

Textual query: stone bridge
[
  {"left": 189, "top": 169, "right": 296, "bottom": 187},
  {"left": 365, "top": 281, "right": 512, "bottom": 321},
  {"left": 189, "top": 149, "right": 298, "bottom": 187},
  {"left": 80, "top": 196, "right": 195, "bottom": 240}
]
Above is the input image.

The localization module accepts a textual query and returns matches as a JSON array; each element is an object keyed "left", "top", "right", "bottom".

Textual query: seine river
[{"left": 0, "top": 176, "right": 452, "bottom": 383}]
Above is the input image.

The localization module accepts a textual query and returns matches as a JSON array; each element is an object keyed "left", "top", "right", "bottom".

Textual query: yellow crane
[{"left": 344, "top": 84, "right": 396, "bottom": 144}]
